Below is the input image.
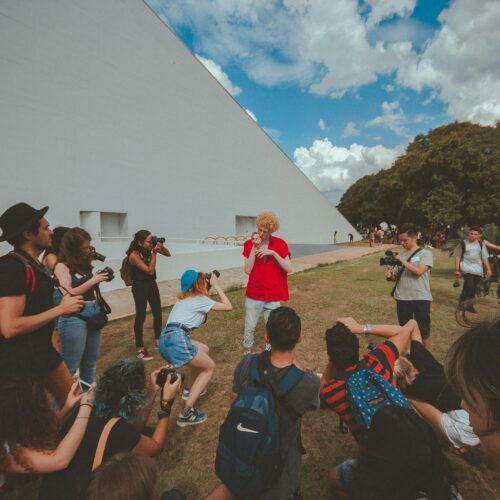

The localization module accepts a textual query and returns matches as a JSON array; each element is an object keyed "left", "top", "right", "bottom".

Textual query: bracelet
[
  {"left": 80, "top": 403, "right": 93, "bottom": 408},
  {"left": 160, "top": 399, "right": 175, "bottom": 412},
  {"left": 363, "top": 323, "right": 372, "bottom": 335},
  {"left": 158, "top": 408, "right": 171, "bottom": 419}
]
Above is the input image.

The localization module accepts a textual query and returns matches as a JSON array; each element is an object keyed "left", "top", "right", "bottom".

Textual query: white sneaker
[{"left": 182, "top": 388, "right": 208, "bottom": 401}]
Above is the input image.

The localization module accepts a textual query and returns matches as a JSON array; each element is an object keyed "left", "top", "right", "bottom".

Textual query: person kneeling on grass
[
  {"left": 158, "top": 269, "right": 232, "bottom": 427},
  {"left": 331, "top": 406, "right": 462, "bottom": 500}
]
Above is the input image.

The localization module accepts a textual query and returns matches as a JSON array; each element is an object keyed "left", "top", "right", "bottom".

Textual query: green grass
[{"left": 7, "top": 250, "right": 500, "bottom": 499}]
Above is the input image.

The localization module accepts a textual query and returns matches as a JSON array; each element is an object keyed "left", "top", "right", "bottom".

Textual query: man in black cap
[{"left": 0, "top": 202, "right": 84, "bottom": 407}]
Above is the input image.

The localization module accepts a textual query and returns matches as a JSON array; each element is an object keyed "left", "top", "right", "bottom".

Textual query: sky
[{"left": 145, "top": 0, "right": 500, "bottom": 205}]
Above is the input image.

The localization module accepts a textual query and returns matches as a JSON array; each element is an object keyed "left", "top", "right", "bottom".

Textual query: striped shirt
[{"left": 320, "top": 341, "right": 399, "bottom": 443}]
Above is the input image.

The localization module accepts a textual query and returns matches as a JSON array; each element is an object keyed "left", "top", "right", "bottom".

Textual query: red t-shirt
[
  {"left": 243, "top": 236, "right": 290, "bottom": 301},
  {"left": 320, "top": 341, "right": 398, "bottom": 443}
]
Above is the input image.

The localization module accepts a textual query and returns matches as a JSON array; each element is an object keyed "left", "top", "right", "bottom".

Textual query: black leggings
[{"left": 132, "top": 280, "right": 162, "bottom": 348}]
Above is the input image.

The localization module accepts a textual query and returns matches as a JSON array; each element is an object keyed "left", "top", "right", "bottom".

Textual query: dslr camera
[
  {"left": 151, "top": 236, "right": 166, "bottom": 246},
  {"left": 379, "top": 250, "right": 399, "bottom": 267},
  {"left": 204, "top": 270, "right": 220, "bottom": 290},
  {"left": 90, "top": 246, "right": 106, "bottom": 262},
  {"left": 97, "top": 266, "right": 115, "bottom": 282},
  {"left": 156, "top": 367, "right": 179, "bottom": 387}
]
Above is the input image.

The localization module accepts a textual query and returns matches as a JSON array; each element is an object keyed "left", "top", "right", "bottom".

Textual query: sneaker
[
  {"left": 181, "top": 388, "right": 208, "bottom": 401},
  {"left": 137, "top": 348, "right": 153, "bottom": 361},
  {"left": 177, "top": 407, "right": 207, "bottom": 427}
]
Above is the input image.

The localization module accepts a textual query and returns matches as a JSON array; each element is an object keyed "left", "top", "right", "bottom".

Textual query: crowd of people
[{"left": 0, "top": 202, "right": 499, "bottom": 499}]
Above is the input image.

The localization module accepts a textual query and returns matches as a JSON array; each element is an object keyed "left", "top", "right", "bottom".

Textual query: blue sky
[{"left": 146, "top": 0, "right": 500, "bottom": 204}]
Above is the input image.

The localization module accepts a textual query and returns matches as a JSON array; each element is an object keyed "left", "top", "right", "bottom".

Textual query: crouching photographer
[
  {"left": 54, "top": 228, "right": 113, "bottom": 384},
  {"left": 383, "top": 224, "right": 433, "bottom": 348}
]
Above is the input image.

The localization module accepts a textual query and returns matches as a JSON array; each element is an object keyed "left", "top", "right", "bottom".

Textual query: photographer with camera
[
  {"left": 0, "top": 203, "right": 84, "bottom": 407},
  {"left": 125, "top": 230, "right": 171, "bottom": 361},
  {"left": 39, "top": 357, "right": 181, "bottom": 500},
  {"left": 158, "top": 269, "right": 232, "bottom": 426},
  {"left": 384, "top": 224, "right": 433, "bottom": 348},
  {"left": 54, "top": 228, "right": 112, "bottom": 384}
]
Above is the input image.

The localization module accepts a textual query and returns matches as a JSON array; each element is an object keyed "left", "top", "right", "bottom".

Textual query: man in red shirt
[
  {"left": 242, "top": 212, "right": 291, "bottom": 353},
  {"left": 320, "top": 317, "right": 413, "bottom": 444}
]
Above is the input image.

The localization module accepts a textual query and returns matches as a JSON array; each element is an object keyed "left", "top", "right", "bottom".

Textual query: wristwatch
[{"left": 158, "top": 399, "right": 175, "bottom": 419}]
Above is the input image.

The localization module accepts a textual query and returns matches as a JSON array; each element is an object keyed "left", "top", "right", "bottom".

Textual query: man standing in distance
[
  {"left": 387, "top": 224, "right": 433, "bottom": 349},
  {"left": 0, "top": 203, "right": 84, "bottom": 406},
  {"left": 242, "top": 212, "right": 291, "bottom": 354},
  {"left": 453, "top": 227, "right": 492, "bottom": 308}
]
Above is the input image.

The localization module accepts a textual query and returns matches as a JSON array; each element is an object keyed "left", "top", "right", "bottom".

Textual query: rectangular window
[
  {"left": 100, "top": 212, "right": 128, "bottom": 237},
  {"left": 235, "top": 216, "right": 256, "bottom": 237}
]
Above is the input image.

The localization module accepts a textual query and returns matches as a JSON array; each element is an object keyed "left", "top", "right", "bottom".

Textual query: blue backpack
[
  {"left": 346, "top": 367, "right": 412, "bottom": 433},
  {"left": 215, "top": 353, "right": 304, "bottom": 499}
]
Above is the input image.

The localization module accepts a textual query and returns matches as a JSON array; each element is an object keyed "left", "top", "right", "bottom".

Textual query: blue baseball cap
[{"left": 181, "top": 269, "right": 199, "bottom": 292}]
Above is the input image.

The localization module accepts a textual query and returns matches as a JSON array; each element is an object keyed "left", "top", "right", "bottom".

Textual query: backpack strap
[
  {"left": 391, "top": 247, "right": 422, "bottom": 297},
  {"left": 8, "top": 251, "right": 37, "bottom": 302},
  {"left": 460, "top": 240, "right": 466, "bottom": 263},
  {"left": 91, "top": 417, "right": 120, "bottom": 471}
]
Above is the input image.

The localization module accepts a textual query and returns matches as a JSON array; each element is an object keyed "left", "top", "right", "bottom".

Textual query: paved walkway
[{"left": 104, "top": 244, "right": 393, "bottom": 320}]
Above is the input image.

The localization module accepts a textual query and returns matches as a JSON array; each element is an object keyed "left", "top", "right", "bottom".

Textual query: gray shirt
[
  {"left": 232, "top": 354, "right": 320, "bottom": 500},
  {"left": 393, "top": 248, "right": 433, "bottom": 301},
  {"left": 453, "top": 240, "right": 489, "bottom": 276}
]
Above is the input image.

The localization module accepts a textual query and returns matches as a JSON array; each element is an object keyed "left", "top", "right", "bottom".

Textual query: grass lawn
[{"left": 9, "top": 249, "right": 500, "bottom": 499}]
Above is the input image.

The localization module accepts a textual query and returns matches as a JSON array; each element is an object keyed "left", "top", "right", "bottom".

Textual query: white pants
[{"left": 243, "top": 298, "right": 280, "bottom": 348}]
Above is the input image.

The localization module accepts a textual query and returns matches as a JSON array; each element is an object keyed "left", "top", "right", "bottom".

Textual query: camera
[
  {"left": 379, "top": 250, "right": 399, "bottom": 266},
  {"left": 156, "top": 367, "right": 178, "bottom": 387},
  {"left": 452, "top": 279, "right": 461, "bottom": 288},
  {"left": 204, "top": 270, "right": 220, "bottom": 290},
  {"left": 98, "top": 266, "right": 115, "bottom": 282},
  {"left": 90, "top": 246, "right": 106, "bottom": 262},
  {"left": 151, "top": 236, "right": 166, "bottom": 246}
]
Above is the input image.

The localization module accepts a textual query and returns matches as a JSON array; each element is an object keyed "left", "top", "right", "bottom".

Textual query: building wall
[{"left": 0, "top": 0, "right": 359, "bottom": 248}]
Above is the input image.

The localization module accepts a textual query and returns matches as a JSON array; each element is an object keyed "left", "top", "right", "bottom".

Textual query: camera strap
[{"left": 391, "top": 247, "right": 422, "bottom": 298}]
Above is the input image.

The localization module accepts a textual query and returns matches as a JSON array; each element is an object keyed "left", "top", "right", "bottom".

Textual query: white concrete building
[{"left": 0, "top": 0, "right": 359, "bottom": 290}]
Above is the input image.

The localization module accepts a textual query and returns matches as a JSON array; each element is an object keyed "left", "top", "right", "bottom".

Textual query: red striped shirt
[{"left": 320, "top": 341, "right": 399, "bottom": 442}]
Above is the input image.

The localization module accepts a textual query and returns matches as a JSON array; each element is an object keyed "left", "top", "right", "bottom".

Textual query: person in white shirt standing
[{"left": 453, "top": 227, "right": 492, "bottom": 308}]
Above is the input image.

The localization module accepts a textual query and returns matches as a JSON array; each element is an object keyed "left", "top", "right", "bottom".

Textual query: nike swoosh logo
[{"left": 237, "top": 423, "right": 259, "bottom": 434}]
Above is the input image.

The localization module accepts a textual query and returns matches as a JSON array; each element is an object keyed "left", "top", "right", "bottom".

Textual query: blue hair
[{"left": 93, "top": 358, "right": 147, "bottom": 422}]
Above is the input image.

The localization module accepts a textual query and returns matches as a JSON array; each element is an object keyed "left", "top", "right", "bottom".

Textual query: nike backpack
[
  {"left": 215, "top": 353, "right": 304, "bottom": 499},
  {"left": 346, "top": 367, "right": 412, "bottom": 435}
]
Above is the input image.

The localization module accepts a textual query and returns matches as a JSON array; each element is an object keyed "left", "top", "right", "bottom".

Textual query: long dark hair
[
  {"left": 350, "top": 406, "right": 455, "bottom": 500},
  {"left": 126, "top": 230, "right": 151, "bottom": 257},
  {"left": 85, "top": 452, "right": 158, "bottom": 500},
  {"left": 45, "top": 226, "right": 70, "bottom": 257},
  {"left": 0, "top": 376, "right": 59, "bottom": 474},
  {"left": 58, "top": 227, "right": 93, "bottom": 274}
]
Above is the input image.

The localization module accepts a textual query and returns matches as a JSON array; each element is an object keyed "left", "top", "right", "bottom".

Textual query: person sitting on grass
[
  {"left": 38, "top": 358, "right": 181, "bottom": 500},
  {"left": 320, "top": 317, "right": 412, "bottom": 444},
  {"left": 206, "top": 306, "right": 320, "bottom": 500},
  {"left": 444, "top": 317, "right": 500, "bottom": 463},
  {"left": 158, "top": 269, "right": 232, "bottom": 427},
  {"left": 331, "top": 406, "right": 462, "bottom": 500},
  {"left": 0, "top": 375, "right": 93, "bottom": 495}
]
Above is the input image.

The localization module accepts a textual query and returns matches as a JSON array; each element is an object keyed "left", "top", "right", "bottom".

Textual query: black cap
[{"left": 0, "top": 203, "right": 49, "bottom": 242}]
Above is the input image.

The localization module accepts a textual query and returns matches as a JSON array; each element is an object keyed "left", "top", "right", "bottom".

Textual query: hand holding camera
[
  {"left": 251, "top": 232, "right": 262, "bottom": 248},
  {"left": 95, "top": 266, "right": 115, "bottom": 283},
  {"left": 205, "top": 270, "right": 221, "bottom": 290},
  {"left": 59, "top": 293, "right": 84, "bottom": 315},
  {"left": 153, "top": 366, "right": 182, "bottom": 405}
]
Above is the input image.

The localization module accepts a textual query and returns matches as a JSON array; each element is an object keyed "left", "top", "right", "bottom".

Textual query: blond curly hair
[
  {"left": 255, "top": 212, "right": 280, "bottom": 233},
  {"left": 394, "top": 356, "right": 419, "bottom": 389}
]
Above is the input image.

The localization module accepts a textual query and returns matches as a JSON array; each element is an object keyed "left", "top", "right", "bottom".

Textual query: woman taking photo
[
  {"left": 126, "top": 230, "right": 171, "bottom": 361},
  {"left": 0, "top": 375, "right": 94, "bottom": 494},
  {"left": 54, "top": 228, "right": 110, "bottom": 384},
  {"left": 159, "top": 269, "right": 232, "bottom": 427},
  {"left": 39, "top": 357, "right": 181, "bottom": 500}
]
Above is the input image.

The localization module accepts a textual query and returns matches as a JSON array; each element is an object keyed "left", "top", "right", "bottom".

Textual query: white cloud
[
  {"left": 342, "top": 121, "right": 360, "bottom": 138},
  {"left": 364, "top": 0, "right": 416, "bottom": 29},
  {"left": 384, "top": 84, "right": 395, "bottom": 92},
  {"left": 366, "top": 100, "right": 407, "bottom": 136},
  {"left": 195, "top": 54, "right": 242, "bottom": 96},
  {"left": 294, "top": 138, "right": 404, "bottom": 203},
  {"left": 396, "top": 0, "right": 500, "bottom": 124},
  {"left": 245, "top": 108, "right": 258, "bottom": 121},
  {"left": 318, "top": 118, "right": 327, "bottom": 130}
]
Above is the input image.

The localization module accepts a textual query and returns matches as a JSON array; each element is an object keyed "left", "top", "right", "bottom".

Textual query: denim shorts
[{"left": 159, "top": 324, "right": 198, "bottom": 368}]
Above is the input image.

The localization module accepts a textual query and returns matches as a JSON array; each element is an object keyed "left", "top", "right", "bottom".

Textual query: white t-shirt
[
  {"left": 167, "top": 296, "right": 216, "bottom": 329},
  {"left": 453, "top": 240, "right": 489, "bottom": 276}
]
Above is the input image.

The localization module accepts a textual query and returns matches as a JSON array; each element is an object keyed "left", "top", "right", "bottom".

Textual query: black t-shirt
[
  {"left": 38, "top": 412, "right": 141, "bottom": 500},
  {"left": 404, "top": 341, "right": 461, "bottom": 412},
  {"left": 0, "top": 251, "right": 61, "bottom": 376},
  {"left": 131, "top": 250, "right": 156, "bottom": 284}
]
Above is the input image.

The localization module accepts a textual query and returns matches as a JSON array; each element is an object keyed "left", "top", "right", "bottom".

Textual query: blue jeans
[
  {"left": 159, "top": 324, "right": 198, "bottom": 368},
  {"left": 58, "top": 302, "right": 102, "bottom": 383}
]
